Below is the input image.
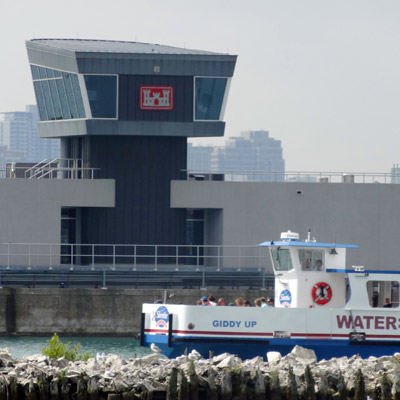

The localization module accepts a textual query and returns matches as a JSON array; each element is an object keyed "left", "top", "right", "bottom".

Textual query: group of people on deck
[{"left": 197, "top": 294, "right": 274, "bottom": 307}]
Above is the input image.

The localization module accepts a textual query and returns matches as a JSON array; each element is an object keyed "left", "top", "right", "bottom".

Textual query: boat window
[
  {"left": 367, "top": 280, "right": 399, "bottom": 308},
  {"left": 298, "top": 249, "right": 325, "bottom": 271},
  {"left": 270, "top": 248, "right": 293, "bottom": 271}
]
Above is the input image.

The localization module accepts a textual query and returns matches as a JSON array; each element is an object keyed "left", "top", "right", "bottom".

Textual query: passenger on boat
[
  {"left": 254, "top": 298, "right": 262, "bottom": 307},
  {"left": 217, "top": 298, "right": 226, "bottom": 306},
  {"left": 201, "top": 296, "right": 210, "bottom": 306},
  {"left": 267, "top": 298, "right": 275, "bottom": 307},
  {"left": 208, "top": 294, "right": 217, "bottom": 306},
  {"left": 196, "top": 299, "right": 202, "bottom": 305},
  {"left": 244, "top": 299, "right": 252, "bottom": 307},
  {"left": 235, "top": 297, "right": 245, "bottom": 306},
  {"left": 313, "top": 259, "right": 323, "bottom": 271},
  {"left": 260, "top": 297, "right": 268, "bottom": 308}
]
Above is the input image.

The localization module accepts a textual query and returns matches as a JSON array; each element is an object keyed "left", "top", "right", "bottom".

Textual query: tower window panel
[
  {"left": 56, "top": 79, "right": 72, "bottom": 119},
  {"left": 84, "top": 75, "right": 117, "bottom": 118},
  {"left": 31, "top": 65, "right": 39, "bottom": 80},
  {"left": 41, "top": 80, "right": 56, "bottom": 121},
  {"left": 38, "top": 66, "right": 48, "bottom": 80},
  {"left": 71, "top": 74, "right": 86, "bottom": 118},
  {"left": 48, "top": 80, "right": 63, "bottom": 120},
  {"left": 54, "top": 70, "right": 62, "bottom": 78},
  {"left": 33, "top": 81, "right": 48, "bottom": 121},
  {"left": 62, "top": 72, "right": 79, "bottom": 119},
  {"left": 195, "top": 77, "right": 227, "bottom": 120},
  {"left": 46, "top": 68, "right": 55, "bottom": 79}
]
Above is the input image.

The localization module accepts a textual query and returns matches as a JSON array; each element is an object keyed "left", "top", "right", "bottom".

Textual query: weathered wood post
[
  {"left": 317, "top": 372, "right": 329, "bottom": 400},
  {"left": 207, "top": 367, "right": 218, "bottom": 400},
  {"left": 76, "top": 376, "right": 89, "bottom": 400},
  {"left": 167, "top": 367, "right": 178, "bottom": 400},
  {"left": 24, "top": 379, "right": 38, "bottom": 400},
  {"left": 87, "top": 377, "right": 99, "bottom": 400},
  {"left": 254, "top": 367, "right": 266, "bottom": 400},
  {"left": 188, "top": 360, "right": 199, "bottom": 400},
  {"left": 304, "top": 364, "right": 316, "bottom": 400},
  {"left": 381, "top": 373, "right": 392, "bottom": 400},
  {"left": 49, "top": 380, "right": 59, "bottom": 400},
  {"left": 178, "top": 370, "right": 188, "bottom": 400},
  {"left": 287, "top": 366, "right": 298, "bottom": 400},
  {"left": 0, "top": 376, "right": 7, "bottom": 400},
  {"left": 270, "top": 371, "right": 281, "bottom": 400},
  {"left": 355, "top": 369, "right": 366, "bottom": 400},
  {"left": 337, "top": 373, "right": 347, "bottom": 400},
  {"left": 220, "top": 369, "right": 233, "bottom": 400}
]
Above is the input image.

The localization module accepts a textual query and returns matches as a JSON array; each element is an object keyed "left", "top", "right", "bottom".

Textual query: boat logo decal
[
  {"left": 279, "top": 289, "right": 292, "bottom": 308},
  {"left": 154, "top": 306, "right": 169, "bottom": 329}
]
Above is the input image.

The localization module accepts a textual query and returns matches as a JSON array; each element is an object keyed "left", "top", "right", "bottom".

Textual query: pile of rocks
[{"left": 0, "top": 346, "right": 398, "bottom": 399}]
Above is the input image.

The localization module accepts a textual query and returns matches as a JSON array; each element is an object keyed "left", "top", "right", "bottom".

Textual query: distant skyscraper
[
  {"left": 391, "top": 164, "right": 400, "bottom": 184},
  {"left": 188, "top": 130, "right": 285, "bottom": 181},
  {"left": 187, "top": 143, "right": 214, "bottom": 171},
  {"left": 0, "top": 105, "right": 60, "bottom": 163}
]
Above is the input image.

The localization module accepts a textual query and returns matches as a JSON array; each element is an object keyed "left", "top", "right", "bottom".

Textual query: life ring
[{"left": 311, "top": 282, "right": 332, "bottom": 305}]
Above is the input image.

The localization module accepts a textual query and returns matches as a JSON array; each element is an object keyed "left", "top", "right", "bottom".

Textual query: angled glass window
[
  {"left": 31, "top": 65, "right": 39, "bottom": 80},
  {"left": 33, "top": 81, "right": 48, "bottom": 120},
  {"left": 84, "top": 75, "right": 117, "bottom": 118},
  {"left": 38, "top": 66, "right": 48, "bottom": 80},
  {"left": 62, "top": 72, "right": 79, "bottom": 119},
  {"left": 48, "top": 80, "right": 63, "bottom": 120},
  {"left": 195, "top": 77, "right": 227, "bottom": 120},
  {"left": 70, "top": 74, "right": 86, "bottom": 118},
  {"left": 41, "top": 80, "right": 56, "bottom": 121},
  {"left": 30, "top": 65, "right": 86, "bottom": 121},
  {"left": 56, "top": 79, "right": 71, "bottom": 119}
]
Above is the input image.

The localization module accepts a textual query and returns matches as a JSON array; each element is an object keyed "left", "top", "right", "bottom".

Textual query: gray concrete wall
[
  {"left": 0, "top": 179, "right": 114, "bottom": 245},
  {"left": 171, "top": 180, "right": 400, "bottom": 270},
  {"left": 0, "top": 288, "right": 272, "bottom": 335}
]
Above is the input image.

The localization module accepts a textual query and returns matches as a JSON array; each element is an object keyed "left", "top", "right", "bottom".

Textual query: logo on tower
[{"left": 139, "top": 86, "right": 174, "bottom": 110}]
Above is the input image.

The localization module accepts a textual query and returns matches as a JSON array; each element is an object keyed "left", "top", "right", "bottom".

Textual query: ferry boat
[{"left": 141, "top": 230, "right": 400, "bottom": 360}]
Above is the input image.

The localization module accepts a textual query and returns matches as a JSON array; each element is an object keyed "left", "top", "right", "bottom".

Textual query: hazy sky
[{"left": 1, "top": 0, "right": 400, "bottom": 172}]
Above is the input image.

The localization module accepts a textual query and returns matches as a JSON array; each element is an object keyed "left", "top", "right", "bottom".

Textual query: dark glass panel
[
  {"left": 71, "top": 74, "right": 86, "bottom": 118},
  {"left": 48, "top": 80, "right": 63, "bottom": 120},
  {"left": 30, "top": 65, "right": 39, "bottom": 80},
  {"left": 84, "top": 75, "right": 117, "bottom": 118},
  {"left": 195, "top": 77, "right": 227, "bottom": 120},
  {"left": 56, "top": 79, "right": 71, "bottom": 119},
  {"left": 46, "top": 68, "right": 55, "bottom": 79},
  {"left": 38, "top": 66, "right": 48, "bottom": 80},
  {"left": 62, "top": 72, "right": 79, "bottom": 118},
  {"left": 41, "top": 80, "right": 56, "bottom": 121},
  {"left": 33, "top": 81, "right": 48, "bottom": 121},
  {"left": 53, "top": 70, "right": 62, "bottom": 78}
]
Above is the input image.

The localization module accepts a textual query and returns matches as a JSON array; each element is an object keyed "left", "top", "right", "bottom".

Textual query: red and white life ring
[{"left": 311, "top": 282, "right": 332, "bottom": 305}]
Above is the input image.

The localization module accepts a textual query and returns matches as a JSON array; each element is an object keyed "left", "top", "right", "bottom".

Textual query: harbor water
[{"left": 0, "top": 336, "right": 153, "bottom": 360}]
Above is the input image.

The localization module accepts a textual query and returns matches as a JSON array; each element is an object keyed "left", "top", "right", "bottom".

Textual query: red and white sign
[{"left": 139, "top": 86, "right": 174, "bottom": 110}]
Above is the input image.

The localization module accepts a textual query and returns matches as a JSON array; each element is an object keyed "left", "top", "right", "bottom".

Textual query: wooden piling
[
  {"left": 178, "top": 370, "right": 188, "bottom": 400},
  {"left": 254, "top": 368, "right": 265, "bottom": 400},
  {"left": 304, "top": 364, "right": 316, "bottom": 400},
  {"left": 270, "top": 371, "right": 281, "bottom": 400},
  {"left": 381, "top": 373, "right": 392, "bottom": 400},
  {"left": 286, "top": 366, "right": 298, "bottom": 400},
  {"left": 220, "top": 369, "right": 232, "bottom": 400},
  {"left": 318, "top": 372, "right": 329, "bottom": 400},
  {"left": 355, "top": 369, "right": 366, "bottom": 400},
  {"left": 167, "top": 367, "right": 178, "bottom": 400},
  {"left": 87, "top": 378, "right": 99, "bottom": 400},
  {"left": 207, "top": 367, "right": 218, "bottom": 400}
]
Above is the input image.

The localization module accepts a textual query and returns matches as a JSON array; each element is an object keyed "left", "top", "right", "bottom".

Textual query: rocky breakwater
[{"left": 0, "top": 346, "right": 399, "bottom": 399}]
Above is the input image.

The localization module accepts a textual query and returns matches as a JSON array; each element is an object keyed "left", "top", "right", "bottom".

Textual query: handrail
[
  {"left": 0, "top": 242, "right": 270, "bottom": 272},
  {"left": 183, "top": 170, "right": 400, "bottom": 184}
]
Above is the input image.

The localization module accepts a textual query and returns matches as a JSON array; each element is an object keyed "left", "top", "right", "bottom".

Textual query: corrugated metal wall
[
  {"left": 118, "top": 75, "right": 193, "bottom": 122},
  {"left": 77, "top": 135, "right": 187, "bottom": 247}
]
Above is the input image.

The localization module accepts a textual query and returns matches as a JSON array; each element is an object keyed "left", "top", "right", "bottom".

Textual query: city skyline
[{"left": 1, "top": 0, "right": 400, "bottom": 172}]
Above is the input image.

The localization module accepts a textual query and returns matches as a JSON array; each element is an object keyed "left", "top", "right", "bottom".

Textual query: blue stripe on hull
[{"left": 144, "top": 335, "right": 400, "bottom": 360}]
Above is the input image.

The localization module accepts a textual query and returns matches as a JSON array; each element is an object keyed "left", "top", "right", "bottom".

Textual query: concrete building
[
  {"left": 22, "top": 38, "right": 236, "bottom": 254},
  {"left": 0, "top": 105, "right": 60, "bottom": 162},
  {"left": 188, "top": 130, "right": 285, "bottom": 181},
  {"left": 0, "top": 38, "right": 397, "bottom": 276}
]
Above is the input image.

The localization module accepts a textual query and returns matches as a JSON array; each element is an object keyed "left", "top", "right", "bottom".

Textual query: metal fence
[
  {"left": 184, "top": 170, "right": 400, "bottom": 184},
  {"left": 0, "top": 243, "right": 270, "bottom": 272}
]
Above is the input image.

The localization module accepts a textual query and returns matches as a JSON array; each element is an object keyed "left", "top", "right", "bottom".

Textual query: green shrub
[{"left": 42, "top": 333, "right": 92, "bottom": 362}]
